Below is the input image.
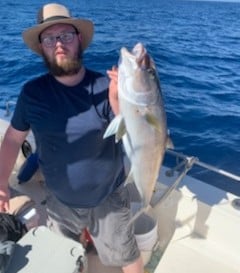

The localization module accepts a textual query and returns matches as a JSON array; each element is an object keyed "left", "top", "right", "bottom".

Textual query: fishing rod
[{"left": 166, "top": 149, "right": 240, "bottom": 182}]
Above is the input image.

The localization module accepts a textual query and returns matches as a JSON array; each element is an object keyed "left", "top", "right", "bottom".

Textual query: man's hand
[
  {"left": 0, "top": 186, "right": 10, "bottom": 212},
  {"left": 107, "top": 66, "right": 119, "bottom": 115}
]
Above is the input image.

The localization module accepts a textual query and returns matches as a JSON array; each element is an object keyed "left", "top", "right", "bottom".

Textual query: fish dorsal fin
[
  {"left": 166, "top": 136, "right": 174, "bottom": 149},
  {"left": 103, "top": 115, "right": 126, "bottom": 143}
]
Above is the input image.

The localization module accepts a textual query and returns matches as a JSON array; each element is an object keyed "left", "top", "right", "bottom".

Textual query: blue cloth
[
  {"left": 17, "top": 152, "right": 39, "bottom": 183},
  {"left": 11, "top": 69, "right": 125, "bottom": 207}
]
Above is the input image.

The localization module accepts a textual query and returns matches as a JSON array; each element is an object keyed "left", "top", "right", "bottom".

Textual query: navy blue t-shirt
[{"left": 11, "top": 69, "right": 125, "bottom": 207}]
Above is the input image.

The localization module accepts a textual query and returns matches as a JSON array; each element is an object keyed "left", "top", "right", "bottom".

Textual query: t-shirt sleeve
[{"left": 11, "top": 88, "right": 30, "bottom": 131}]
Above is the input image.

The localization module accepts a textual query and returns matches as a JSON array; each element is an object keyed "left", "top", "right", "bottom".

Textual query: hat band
[{"left": 40, "top": 16, "right": 70, "bottom": 24}]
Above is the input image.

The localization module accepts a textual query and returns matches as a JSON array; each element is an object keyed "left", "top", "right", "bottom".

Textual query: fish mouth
[
  {"left": 121, "top": 43, "right": 145, "bottom": 60},
  {"left": 120, "top": 43, "right": 152, "bottom": 70}
]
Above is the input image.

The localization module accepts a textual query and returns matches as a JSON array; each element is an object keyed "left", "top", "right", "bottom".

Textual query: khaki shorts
[{"left": 46, "top": 185, "right": 140, "bottom": 267}]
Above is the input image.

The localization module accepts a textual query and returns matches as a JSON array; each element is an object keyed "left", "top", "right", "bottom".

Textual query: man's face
[{"left": 39, "top": 23, "right": 83, "bottom": 76}]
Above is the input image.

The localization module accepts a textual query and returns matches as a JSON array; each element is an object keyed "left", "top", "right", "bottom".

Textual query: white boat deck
[
  {"left": 152, "top": 170, "right": 240, "bottom": 273},
  {"left": 156, "top": 233, "right": 240, "bottom": 273}
]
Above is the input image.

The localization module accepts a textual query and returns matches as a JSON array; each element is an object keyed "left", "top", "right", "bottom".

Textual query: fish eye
[{"left": 147, "top": 68, "right": 156, "bottom": 78}]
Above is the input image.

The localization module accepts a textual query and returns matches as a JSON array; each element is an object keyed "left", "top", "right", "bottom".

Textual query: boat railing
[
  {"left": 166, "top": 149, "right": 240, "bottom": 182},
  {"left": 149, "top": 149, "right": 240, "bottom": 210}
]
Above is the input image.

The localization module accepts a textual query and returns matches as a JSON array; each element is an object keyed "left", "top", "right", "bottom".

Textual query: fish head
[{"left": 118, "top": 43, "right": 160, "bottom": 105}]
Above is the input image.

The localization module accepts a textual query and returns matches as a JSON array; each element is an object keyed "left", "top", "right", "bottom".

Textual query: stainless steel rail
[{"left": 166, "top": 149, "right": 240, "bottom": 182}]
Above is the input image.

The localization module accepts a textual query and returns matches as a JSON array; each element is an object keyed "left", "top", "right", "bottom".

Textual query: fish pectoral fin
[
  {"left": 116, "top": 118, "right": 127, "bottom": 142},
  {"left": 103, "top": 115, "right": 126, "bottom": 142},
  {"left": 144, "top": 113, "right": 162, "bottom": 131}
]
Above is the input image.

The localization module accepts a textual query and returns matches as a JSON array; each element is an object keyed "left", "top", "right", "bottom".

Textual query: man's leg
[
  {"left": 122, "top": 256, "right": 144, "bottom": 273},
  {"left": 89, "top": 185, "right": 144, "bottom": 273},
  {"left": 45, "top": 191, "right": 88, "bottom": 241}
]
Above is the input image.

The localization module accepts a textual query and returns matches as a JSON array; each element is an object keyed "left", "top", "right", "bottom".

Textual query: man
[{"left": 0, "top": 3, "right": 144, "bottom": 273}]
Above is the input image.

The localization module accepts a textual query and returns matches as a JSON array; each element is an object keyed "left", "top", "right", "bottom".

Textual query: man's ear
[{"left": 38, "top": 44, "right": 43, "bottom": 54}]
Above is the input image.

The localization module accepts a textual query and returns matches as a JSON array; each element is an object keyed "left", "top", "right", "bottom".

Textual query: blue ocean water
[{"left": 1, "top": 0, "right": 240, "bottom": 195}]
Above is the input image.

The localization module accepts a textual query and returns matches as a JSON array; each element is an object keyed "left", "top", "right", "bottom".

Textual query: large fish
[{"left": 104, "top": 42, "right": 172, "bottom": 209}]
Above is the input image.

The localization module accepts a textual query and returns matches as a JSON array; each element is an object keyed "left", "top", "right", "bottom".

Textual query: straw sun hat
[{"left": 22, "top": 3, "right": 94, "bottom": 55}]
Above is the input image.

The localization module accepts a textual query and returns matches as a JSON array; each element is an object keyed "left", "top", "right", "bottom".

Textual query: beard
[{"left": 43, "top": 45, "right": 83, "bottom": 77}]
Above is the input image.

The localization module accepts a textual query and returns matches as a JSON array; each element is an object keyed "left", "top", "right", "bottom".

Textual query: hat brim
[{"left": 22, "top": 18, "right": 94, "bottom": 55}]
